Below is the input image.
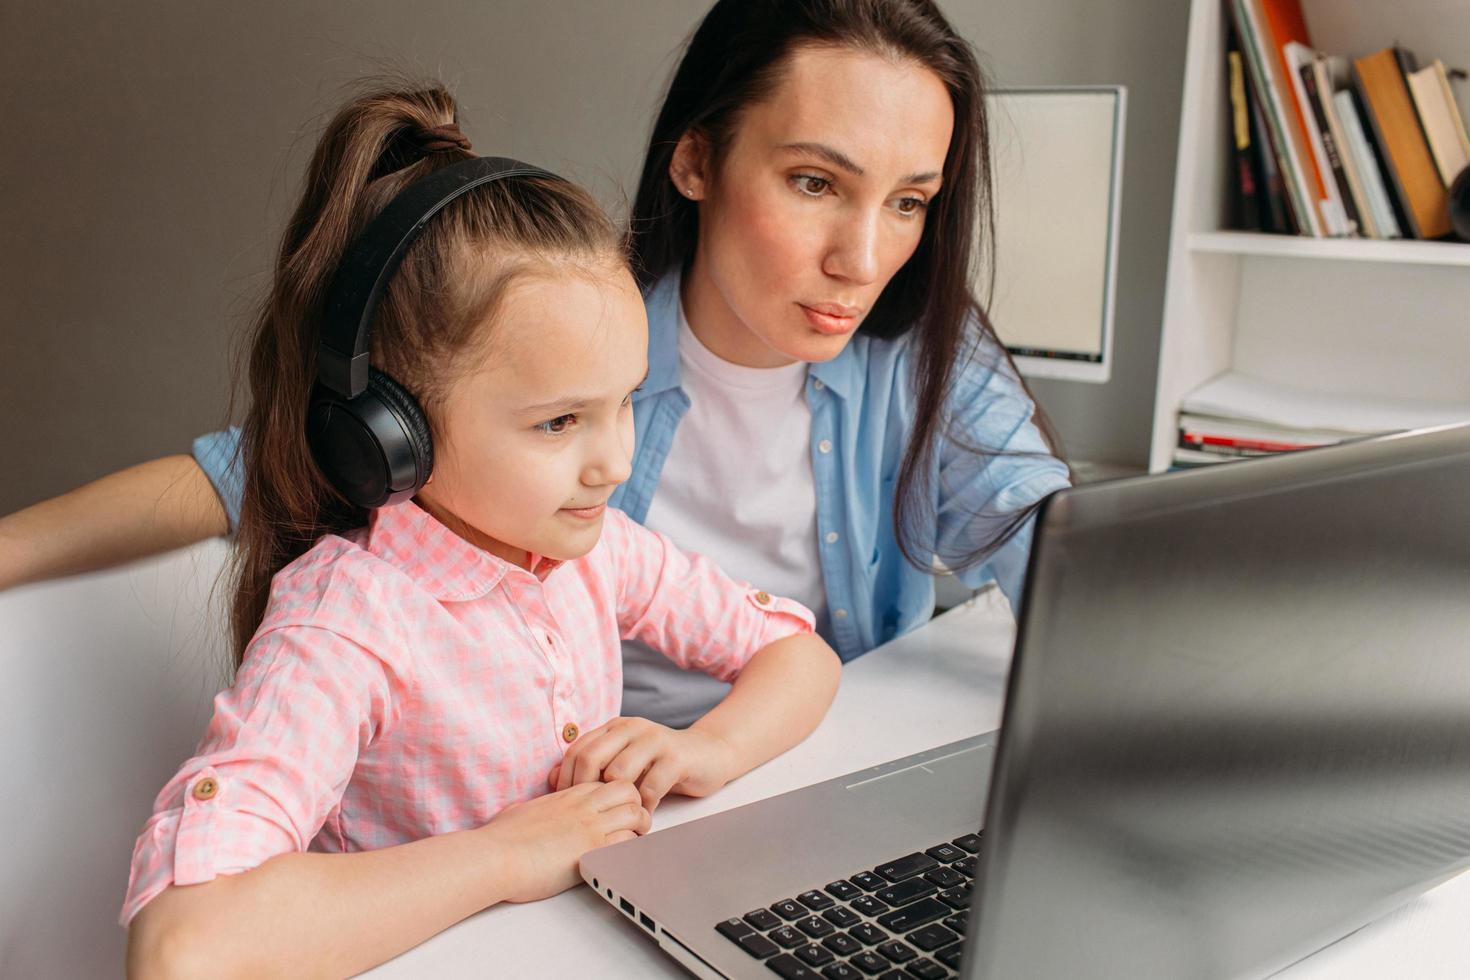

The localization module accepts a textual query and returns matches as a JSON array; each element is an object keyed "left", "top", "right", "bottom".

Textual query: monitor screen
[{"left": 983, "top": 87, "right": 1125, "bottom": 384}]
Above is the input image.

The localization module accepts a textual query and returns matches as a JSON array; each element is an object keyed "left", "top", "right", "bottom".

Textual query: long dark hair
[
  {"left": 628, "top": 0, "right": 1066, "bottom": 580},
  {"left": 229, "top": 82, "right": 621, "bottom": 664}
]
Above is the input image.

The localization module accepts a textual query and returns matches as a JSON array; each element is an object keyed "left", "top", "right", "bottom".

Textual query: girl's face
[
  {"left": 415, "top": 264, "right": 648, "bottom": 568},
  {"left": 674, "top": 44, "right": 955, "bottom": 368}
]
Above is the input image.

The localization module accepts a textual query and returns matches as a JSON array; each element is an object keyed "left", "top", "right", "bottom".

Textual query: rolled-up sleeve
[
  {"left": 605, "top": 509, "right": 815, "bottom": 683},
  {"left": 120, "top": 625, "right": 396, "bottom": 925},
  {"left": 191, "top": 426, "right": 245, "bottom": 536},
  {"left": 937, "top": 332, "right": 1071, "bottom": 611}
]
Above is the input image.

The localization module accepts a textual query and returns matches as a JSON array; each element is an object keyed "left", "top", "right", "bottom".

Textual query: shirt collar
[
  {"left": 642, "top": 269, "right": 863, "bottom": 403},
  {"left": 366, "top": 500, "right": 562, "bottom": 602}
]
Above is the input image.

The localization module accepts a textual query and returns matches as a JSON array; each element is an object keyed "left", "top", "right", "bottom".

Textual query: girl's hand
[
  {"left": 480, "top": 780, "right": 650, "bottom": 903},
  {"left": 548, "top": 717, "right": 738, "bottom": 813}
]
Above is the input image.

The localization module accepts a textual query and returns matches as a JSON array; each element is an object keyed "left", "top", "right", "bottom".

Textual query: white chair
[{"left": 1, "top": 541, "right": 231, "bottom": 978}]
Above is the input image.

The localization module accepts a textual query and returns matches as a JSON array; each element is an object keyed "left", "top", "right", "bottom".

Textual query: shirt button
[
  {"left": 825, "top": 531, "right": 839, "bottom": 544},
  {"left": 834, "top": 608, "right": 849, "bottom": 619},
  {"left": 818, "top": 439, "right": 833, "bottom": 455},
  {"left": 192, "top": 778, "right": 218, "bottom": 801},
  {"left": 754, "top": 591, "right": 772, "bottom": 605},
  {"left": 563, "top": 723, "right": 580, "bottom": 743},
  {"left": 813, "top": 378, "right": 826, "bottom": 391}
]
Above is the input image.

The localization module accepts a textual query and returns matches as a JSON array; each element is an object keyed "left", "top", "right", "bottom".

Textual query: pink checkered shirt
[{"left": 121, "top": 501, "right": 814, "bottom": 925}]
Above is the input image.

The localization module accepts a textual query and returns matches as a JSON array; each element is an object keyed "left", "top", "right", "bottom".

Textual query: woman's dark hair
[
  {"left": 628, "top": 0, "right": 1067, "bottom": 580},
  {"left": 229, "top": 81, "right": 621, "bottom": 664}
]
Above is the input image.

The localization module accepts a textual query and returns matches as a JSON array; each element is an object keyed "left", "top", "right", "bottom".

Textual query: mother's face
[{"left": 674, "top": 44, "right": 955, "bottom": 367}]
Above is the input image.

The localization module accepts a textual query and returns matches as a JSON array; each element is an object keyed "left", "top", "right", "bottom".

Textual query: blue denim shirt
[{"left": 193, "top": 272, "right": 1069, "bottom": 664}]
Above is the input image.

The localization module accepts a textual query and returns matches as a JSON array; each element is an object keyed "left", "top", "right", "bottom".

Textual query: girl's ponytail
[{"left": 229, "top": 82, "right": 620, "bottom": 665}]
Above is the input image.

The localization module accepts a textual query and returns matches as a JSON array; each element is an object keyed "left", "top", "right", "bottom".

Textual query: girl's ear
[{"left": 669, "top": 130, "right": 710, "bottom": 201}]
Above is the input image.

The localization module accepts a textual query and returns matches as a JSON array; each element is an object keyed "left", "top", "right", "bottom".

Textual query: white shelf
[
  {"left": 1188, "top": 232, "right": 1470, "bottom": 268},
  {"left": 1149, "top": 0, "right": 1470, "bottom": 473}
]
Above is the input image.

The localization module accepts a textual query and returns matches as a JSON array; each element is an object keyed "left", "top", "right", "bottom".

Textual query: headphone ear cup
[{"left": 306, "top": 369, "right": 433, "bottom": 509}]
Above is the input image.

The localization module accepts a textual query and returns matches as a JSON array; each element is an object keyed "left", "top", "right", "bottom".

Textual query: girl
[
  {"left": 123, "top": 86, "right": 839, "bottom": 978},
  {"left": 1, "top": 0, "right": 1069, "bottom": 727}
]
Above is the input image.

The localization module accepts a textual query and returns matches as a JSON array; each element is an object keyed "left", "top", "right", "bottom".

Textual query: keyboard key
[
  {"left": 936, "top": 942, "right": 965, "bottom": 969},
  {"left": 850, "top": 895, "right": 890, "bottom": 917},
  {"left": 766, "top": 952, "right": 821, "bottom": 978},
  {"left": 905, "top": 923, "right": 958, "bottom": 952},
  {"left": 877, "top": 897, "right": 948, "bottom": 933},
  {"left": 799, "top": 890, "right": 837, "bottom": 911},
  {"left": 795, "top": 943, "right": 836, "bottom": 967},
  {"left": 850, "top": 871, "right": 886, "bottom": 891},
  {"left": 825, "top": 880, "right": 862, "bottom": 901},
  {"left": 922, "top": 867, "right": 965, "bottom": 889},
  {"left": 925, "top": 843, "right": 965, "bottom": 863},
  {"left": 797, "top": 915, "right": 836, "bottom": 939},
  {"left": 771, "top": 926, "right": 806, "bottom": 949},
  {"left": 942, "top": 912, "right": 968, "bottom": 933},
  {"left": 875, "top": 853, "right": 940, "bottom": 882},
  {"left": 746, "top": 908, "right": 783, "bottom": 931},
  {"left": 717, "top": 917, "right": 755, "bottom": 942},
  {"left": 904, "top": 958, "right": 947, "bottom": 979},
  {"left": 822, "top": 932, "right": 863, "bottom": 956},
  {"left": 773, "top": 899, "right": 807, "bottom": 921},
  {"left": 823, "top": 906, "right": 861, "bottom": 928},
  {"left": 952, "top": 833, "right": 982, "bottom": 853},
  {"left": 822, "top": 964, "right": 862, "bottom": 980},
  {"left": 877, "top": 940, "right": 918, "bottom": 963},
  {"left": 875, "top": 878, "right": 937, "bottom": 907},
  {"left": 851, "top": 950, "right": 891, "bottom": 975},
  {"left": 937, "top": 884, "right": 972, "bottom": 909},
  {"left": 849, "top": 923, "right": 889, "bottom": 946},
  {"left": 954, "top": 857, "right": 978, "bottom": 878},
  {"left": 735, "top": 931, "right": 780, "bottom": 958},
  {"left": 877, "top": 973, "right": 907, "bottom": 980}
]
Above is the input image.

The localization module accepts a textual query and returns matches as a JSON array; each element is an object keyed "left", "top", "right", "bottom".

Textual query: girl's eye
[
  {"left": 895, "top": 196, "right": 929, "bottom": 217},
  {"left": 536, "top": 414, "right": 576, "bottom": 435},
  {"left": 792, "top": 174, "right": 831, "bottom": 197}
]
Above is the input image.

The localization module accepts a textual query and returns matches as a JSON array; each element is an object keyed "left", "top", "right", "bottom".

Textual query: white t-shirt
[{"left": 621, "top": 303, "right": 825, "bottom": 727}]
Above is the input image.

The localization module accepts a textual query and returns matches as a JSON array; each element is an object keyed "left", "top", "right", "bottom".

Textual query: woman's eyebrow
[{"left": 777, "top": 141, "right": 942, "bottom": 186}]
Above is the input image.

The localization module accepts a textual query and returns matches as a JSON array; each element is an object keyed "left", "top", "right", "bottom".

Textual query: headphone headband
[{"left": 317, "top": 155, "right": 561, "bottom": 398}]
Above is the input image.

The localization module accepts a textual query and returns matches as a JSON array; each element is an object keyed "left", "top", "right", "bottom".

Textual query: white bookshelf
[{"left": 1150, "top": 0, "right": 1470, "bottom": 472}]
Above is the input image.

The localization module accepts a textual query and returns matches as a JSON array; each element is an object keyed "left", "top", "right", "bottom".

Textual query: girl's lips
[
  {"left": 560, "top": 502, "right": 607, "bottom": 520},
  {"left": 800, "top": 304, "right": 859, "bottom": 335}
]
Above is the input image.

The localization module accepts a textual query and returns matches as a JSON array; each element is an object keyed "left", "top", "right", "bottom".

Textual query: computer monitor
[{"left": 983, "top": 87, "right": 1126, "bottom": 384}]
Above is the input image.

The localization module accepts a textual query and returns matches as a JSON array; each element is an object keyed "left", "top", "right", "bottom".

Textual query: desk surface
[{"left": 363, "top": 590, "right": 1470, "bottom": 979}]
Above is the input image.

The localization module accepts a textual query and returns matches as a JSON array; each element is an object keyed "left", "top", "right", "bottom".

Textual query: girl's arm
[
  {"left": 0, "top": 454, "right": 228, "bottom": 591},
  {"left": 128, "top": 779, "right": 650, "bottom": 980}
]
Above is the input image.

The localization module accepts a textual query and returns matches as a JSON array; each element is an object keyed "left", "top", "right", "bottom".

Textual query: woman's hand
[
  {"left": 480, "top": 780, "right": 651, "bottom": 903},
  {"left": 548, "top": 717, "right": 739, "bottom": 813}
]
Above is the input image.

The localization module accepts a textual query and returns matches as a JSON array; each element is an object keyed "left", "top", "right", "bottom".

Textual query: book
[
  {"left": 1231, "top": 0, "right": 1322, "bottom": 235},
  {"left": 1249, "top": 57, "right": 1296, "bottom": 232},
  {"left": 1316, "top": 56, "right": 1380, "bottom": 239},
  {"left": 1334, "top": 88, "right": 1404, "bottom": 238},
  {"left": 1352, "top": 47, "right": 1452, "bottom": 239},
  {"left": 1225, "top": 25, "right": 1264, "bottom": 230},
  {"left": 1287, "top": 42, "right": 1357, "bottom": 235},
  {"left": 1407, "top": 60, "right": 1470, "bottom": 186},
  {"left": 1245, "top": 0, "right": 1336, "bottom": 234}
]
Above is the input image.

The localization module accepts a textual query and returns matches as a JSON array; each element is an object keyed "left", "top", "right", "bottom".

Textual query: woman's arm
[
  {"left": 127, "top": 780, "right": 650, "bottom": 980},
  {"left": 0, "top": 455, "right": 228, "bottom": 591}
]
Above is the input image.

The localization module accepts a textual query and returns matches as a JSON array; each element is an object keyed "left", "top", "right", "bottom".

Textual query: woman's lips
[
  {"left": 560, "top": 502, "right": 607, "bottom": 520},
  {"left": 800, "top": 303, "right": 860, "bottom": 335}
]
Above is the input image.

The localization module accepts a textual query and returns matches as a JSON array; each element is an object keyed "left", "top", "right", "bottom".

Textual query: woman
[{"left": 0, "top": 0, "right": 1069, "bottom": 728}]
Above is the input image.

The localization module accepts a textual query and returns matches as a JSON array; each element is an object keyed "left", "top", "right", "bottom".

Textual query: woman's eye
[
  {"left": 895, "top": 196, "right": 929, "bottom": 217},
  {"left": 537, "top": 414, "right": 576, "bottom": 435},
  {"left": 792, "top": 174, "right": 831, "bottom": 197}
]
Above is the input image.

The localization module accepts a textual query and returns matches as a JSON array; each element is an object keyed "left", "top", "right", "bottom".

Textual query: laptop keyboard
[{"left": 713, "top": 832, "right": 982, "bottom": 979}]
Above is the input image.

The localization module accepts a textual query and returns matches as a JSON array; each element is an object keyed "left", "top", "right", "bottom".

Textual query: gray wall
[{"left": 0, "top": 0, "right": 1189, "bottom": 516}]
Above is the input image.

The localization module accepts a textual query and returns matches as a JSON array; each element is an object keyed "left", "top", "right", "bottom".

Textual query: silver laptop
[{"left": 581, "top": 423, "right": 1470, "bottom": 980}]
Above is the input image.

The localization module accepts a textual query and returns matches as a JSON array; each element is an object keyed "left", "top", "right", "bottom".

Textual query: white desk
[{"left": 363, "top": 590, "right": 1470, "bottom": 979}]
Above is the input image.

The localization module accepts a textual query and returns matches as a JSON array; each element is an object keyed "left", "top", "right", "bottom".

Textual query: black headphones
[{"left": 306, "top": 155, "right": 561, "bottom": 509}]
